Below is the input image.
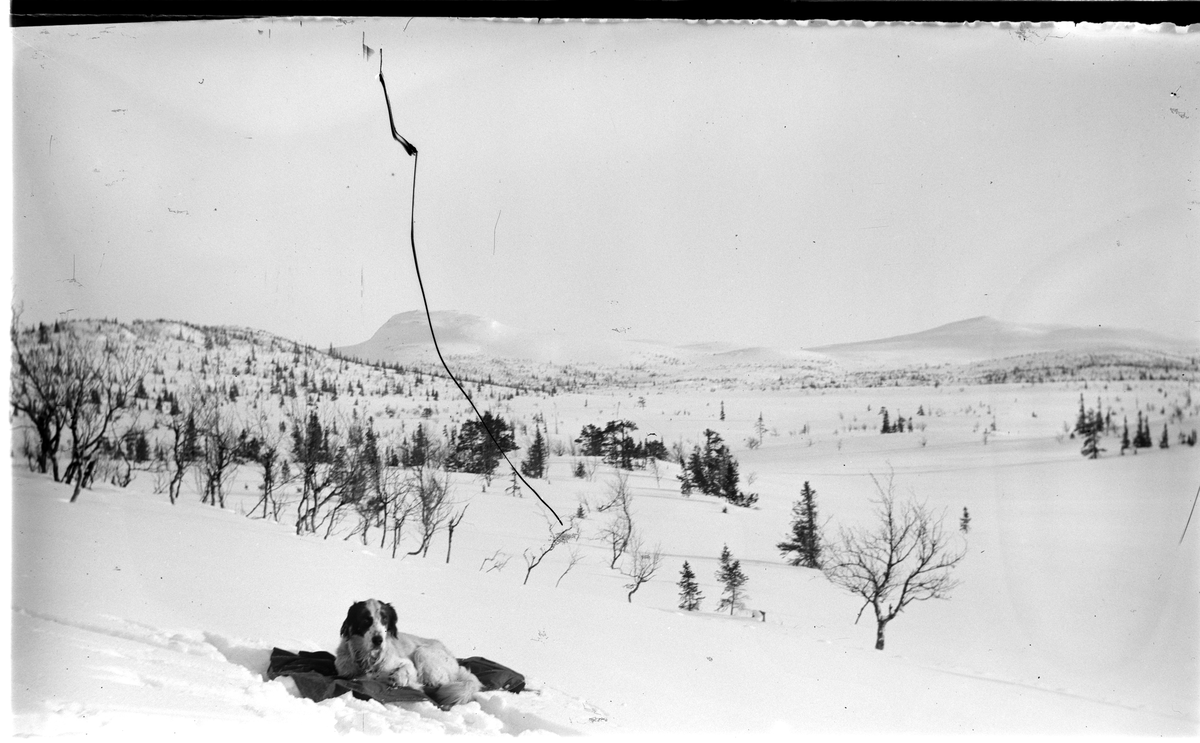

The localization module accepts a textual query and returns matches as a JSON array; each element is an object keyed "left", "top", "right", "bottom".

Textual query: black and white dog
[{"left": 335, "top": 599, "right": 482, "bottom": 708}]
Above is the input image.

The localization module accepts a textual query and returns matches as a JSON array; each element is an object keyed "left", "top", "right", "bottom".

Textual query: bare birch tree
[
  {"left": 57, "top": 335, "right": 146, "bottom": 502},
  {"left": 381, "top": 463, "right": 418, "bottom": 558},
  {"left": 620, "top": 532, "right": 663, "bottom": 603},
  {"left": 10, "top": 315, "right": 69, "bottom": 481},
  {"left": 407, "top": 466, "right": 454, "bottom": 557},
  {"left": 191, "top": 395, "right": 244, "bottom": 508},
  {"left": 445, "top": 505, "right": 469, "bottom": 564},
  {"left": 597, "top": 470, "right": 635, "bottom": 569},
  {"left": 245, "top": 410, "right": 287, "bottom": 520},
  {"left": 822, "top": 471, "right": 967, "bottom": 650},
  {"left": 155, "top": 393, "right": 199, "bottom": 505}
]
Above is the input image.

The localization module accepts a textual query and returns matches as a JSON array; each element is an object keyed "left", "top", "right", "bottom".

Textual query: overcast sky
[{"left": 11, "top": 19, "right": 1199, "bottom": 350}]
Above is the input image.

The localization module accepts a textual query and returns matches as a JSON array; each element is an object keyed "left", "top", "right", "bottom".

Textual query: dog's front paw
[{"left": 387, "top": 660, "right": 419, "bottom": 689}]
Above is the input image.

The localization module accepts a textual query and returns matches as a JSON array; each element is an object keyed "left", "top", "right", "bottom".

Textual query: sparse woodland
[{"left": 10, "top": 314, "right": 1199, "bottom": 634}]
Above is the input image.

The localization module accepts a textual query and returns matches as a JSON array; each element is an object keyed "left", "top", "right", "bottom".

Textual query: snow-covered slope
[{"left": 12, "top": 415, "right": 1200, "bottom": 737}]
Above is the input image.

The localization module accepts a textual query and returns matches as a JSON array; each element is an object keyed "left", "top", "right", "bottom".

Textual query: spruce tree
[
  {"left": 679, "top": 429, "right": 757, "bottom": 507},
  {"left": 715, "top": 544, "right": 749, "bottom": 616},
  {"left": 1073, "top": 394, "right": 1087, "bottom": 438},
  {"left": 521, "top": 426, "right": 548, "bottom": 478},
  {"left": 1080, "top": 407, "right": 1103, "bottom": 459},
  {"left": 777, "top": 481, "right": 822, "bottom": 568},
  {"left": 960, "top": 507, "right": 971, "bottom": 534},
  {"left": 677, "top": 561, "right": 704, "bottom": 611},
  {"left": 447, "top": 411, "right": 517, "bottom": 474},
  {"left": 133, "top": 431, "right": 150, "bottom": 463},
  {"left": 1121, "top": 417, "right": 1130, "bottom": 454},
  {"left": 1160, "top": 424, "right": 1170, "bottom": 449}
]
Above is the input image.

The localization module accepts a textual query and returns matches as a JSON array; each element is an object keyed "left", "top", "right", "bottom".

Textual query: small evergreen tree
[
  {"left": 1160, "top": 424, "right": 1170, "bottom": 449},
  {"left": 751, "top": 412, "right": 767, "bottom": 449},
  {"left": 1120, "top": 417, "right": 1130, "bottom": 455},
  {"left": 1073, "top": 394, "right": 1088, "bottom": 438},
  {"left": 1081, "top": 410, "right": 1103, "bottom": 459},
  {"left": 521, "top": 426, "right": 548, "bottom": 478},
  {"left": 715, "top": 544, "right": 749, "bottom": 616},
  {"left": 446, "top": 411, "right": 517, "bottom": 475},
  {"left": 1133, "top": 412, "right": 1153, "bottom": 449},
  {"left": 959, "top": 507, "right": 970, "bottom": 534},
  {"left": 678, "top": 430, "right": 757, "bottom": 507},
  {"left": 677, "top": 560, "right": 704, "bottom": 611},
  {"left": 133, "top": 431, "right": 150, "bottom": 463},
  {"left": 777, "top": 481, "right": 822, "bottom": 568},
  {"left": 575, "top": 424, "right": 605, "bottom": 457}
]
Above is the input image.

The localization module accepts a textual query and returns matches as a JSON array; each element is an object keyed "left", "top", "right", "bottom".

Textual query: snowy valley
[{"left": 10, "top": 314, "right": 1200, "bottom": 738}]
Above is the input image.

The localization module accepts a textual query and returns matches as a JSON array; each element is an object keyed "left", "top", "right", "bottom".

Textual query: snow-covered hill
[
  {"left": 337, "top": 311, "right": 666, "bottom": 366},
  {"left": 811, "top": 315, "right": 1198, "bottom": 368}
]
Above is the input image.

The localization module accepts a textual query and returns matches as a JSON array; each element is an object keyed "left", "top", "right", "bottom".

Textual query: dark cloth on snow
[
  {"left": 458, "top": 656, "right": 526, "bottom": 693},
  {"left": 266, "top": 648, "right": 526, "bottom": 705},
  {"left": 266, "top": 648, "right": 431, "bottom": 704}
]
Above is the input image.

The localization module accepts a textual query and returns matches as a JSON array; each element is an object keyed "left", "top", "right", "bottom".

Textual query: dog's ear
[
  {"left": 340, "top": 601, "right": 365, "bottom": 638},
  {"left": 382, "top": 602, "right": 399, "bottom": 637}
]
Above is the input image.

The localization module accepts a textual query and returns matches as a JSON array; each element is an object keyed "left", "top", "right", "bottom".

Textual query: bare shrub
[{"left": 522, "top": 515, "right": 580, "bottom": 586}]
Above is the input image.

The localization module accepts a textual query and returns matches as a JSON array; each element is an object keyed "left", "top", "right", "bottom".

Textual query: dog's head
[{"left": 340, "top": 599, "right": 399, "bottom": 653}]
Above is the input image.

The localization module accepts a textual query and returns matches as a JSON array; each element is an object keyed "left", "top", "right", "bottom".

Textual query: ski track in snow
[{"left": 912, "top": 658, "right": 1189, "bottom": 724}]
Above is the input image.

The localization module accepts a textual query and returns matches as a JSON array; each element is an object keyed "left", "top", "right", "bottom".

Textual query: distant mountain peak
[
  {"left": 340, "top": 311, "right": 645, "bottom": 365},
  {"left": 810, "top": 317, "right": 1192, "bottom": 367}
]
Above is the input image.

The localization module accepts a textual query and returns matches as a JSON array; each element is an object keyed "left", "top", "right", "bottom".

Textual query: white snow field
[{"left": 11, "top": 375, "right": 1200, "bottom": 739}]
